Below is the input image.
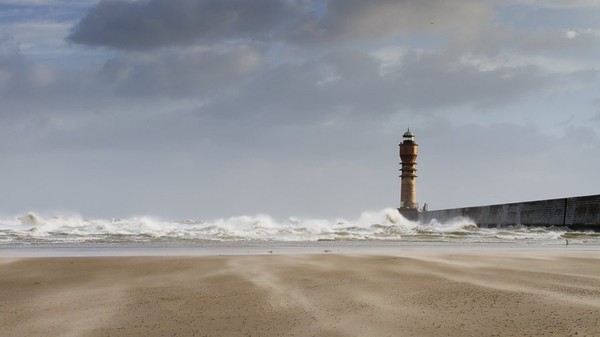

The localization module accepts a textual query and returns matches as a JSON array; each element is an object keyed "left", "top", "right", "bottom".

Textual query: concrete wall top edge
[{"left": 428, "top": 194, "right": 600, "bottom": 212}]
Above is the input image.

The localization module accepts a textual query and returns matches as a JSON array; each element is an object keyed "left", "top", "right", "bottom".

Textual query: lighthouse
[{"left": 398, "top": 129, "right": 419, "bottom": 220}]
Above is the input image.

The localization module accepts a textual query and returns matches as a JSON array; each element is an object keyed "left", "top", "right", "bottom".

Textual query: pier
[{"left": 417, "top": 194, "right": 600, "bottom": 231}]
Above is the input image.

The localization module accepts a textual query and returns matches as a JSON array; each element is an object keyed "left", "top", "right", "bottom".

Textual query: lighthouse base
[{"left": 397, "top": 208, "right": 419, "bottom": 221}]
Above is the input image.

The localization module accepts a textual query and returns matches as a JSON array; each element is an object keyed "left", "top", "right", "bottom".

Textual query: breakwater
[{"left": 415, "top": 194, "right": 600, "bottom": 231}]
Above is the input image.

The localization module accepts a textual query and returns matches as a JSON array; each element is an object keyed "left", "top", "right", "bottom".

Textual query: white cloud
[
  {"left": 459, "top": 52, "right": 597, "bottom": 73},
  {"left": 566, "top": 29, "right": 579, "bottom": 39},
  {"left": 100, "top": 45, "right": 263, "bottom": 97},
  {"left": 566, "top": 27, "right": 600, "bottom": 38},
  {"left": 68, "top": 0, "right": 307, "bottom": 49}
]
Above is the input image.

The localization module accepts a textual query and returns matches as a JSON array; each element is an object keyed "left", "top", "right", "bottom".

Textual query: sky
[{"left": 0, "top": 0, "right": 599, "bottom": 220}]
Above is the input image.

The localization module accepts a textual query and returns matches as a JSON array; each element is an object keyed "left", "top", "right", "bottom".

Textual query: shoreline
[{"left": 2, "top": 241, "right": 600, "bottom": 257}]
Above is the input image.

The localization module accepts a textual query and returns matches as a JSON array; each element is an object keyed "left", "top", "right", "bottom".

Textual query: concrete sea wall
[{"left": 418, "top": 194, "right": 600, "bottom": 231}]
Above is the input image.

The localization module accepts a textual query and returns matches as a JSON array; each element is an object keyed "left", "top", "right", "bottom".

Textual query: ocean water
[{"left": 0, "top": 208, "right": 598, "bottom": 247}]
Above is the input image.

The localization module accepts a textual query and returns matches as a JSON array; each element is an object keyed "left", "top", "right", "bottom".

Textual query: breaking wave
[{"left": 0, "top": 209, "right": 597, "bottom": 245}]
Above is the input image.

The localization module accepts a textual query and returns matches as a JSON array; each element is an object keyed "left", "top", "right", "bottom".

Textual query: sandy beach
[{"left": 1, "top": 249, "right": 599, "bottom": 337}]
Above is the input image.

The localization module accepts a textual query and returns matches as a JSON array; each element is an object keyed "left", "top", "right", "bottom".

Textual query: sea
[{"left": 1, "top": 208, "right": 598, "bottom": 252}]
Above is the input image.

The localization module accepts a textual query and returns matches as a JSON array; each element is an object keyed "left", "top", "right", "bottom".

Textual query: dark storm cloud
[
  {"left": 212, "top": 50, "right": 392, "bottom": 123},
  {"left": 67, "top": 0, "right": 307, "bottom": 50},
  {"left": 197, "top": 49, "right": 553, "bottom": 125},
  {"left": 68, "top": 0, "right": 490, "bottom": 50},
  {"left": 3, "top": 28, "right": 554, "bottom": 127},
  {"left": 100, "top": 45, "right": 262, "bottom": 97}
]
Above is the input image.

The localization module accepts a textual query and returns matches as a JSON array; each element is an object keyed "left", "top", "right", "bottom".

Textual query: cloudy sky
[{"left": 1, "top": 0, "right": 599, "bottom": 220}]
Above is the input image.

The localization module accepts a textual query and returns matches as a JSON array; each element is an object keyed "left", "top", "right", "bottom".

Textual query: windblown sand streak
[{"left": 0, "top": 251, "right": 599, "bottom": 336}]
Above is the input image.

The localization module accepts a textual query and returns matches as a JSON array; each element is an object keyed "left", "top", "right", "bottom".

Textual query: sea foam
[{"left": 0, "top": 209, "right": 596, "bottom": 245}]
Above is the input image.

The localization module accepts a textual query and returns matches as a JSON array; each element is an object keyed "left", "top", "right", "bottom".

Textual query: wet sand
[{"left": 1, "top": 249, "right": 599, "bottom": 337}]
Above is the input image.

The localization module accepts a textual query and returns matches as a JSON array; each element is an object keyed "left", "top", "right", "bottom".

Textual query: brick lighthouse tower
[{"left": 398, "top": 129, "right": 419, "bottom": 220}]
